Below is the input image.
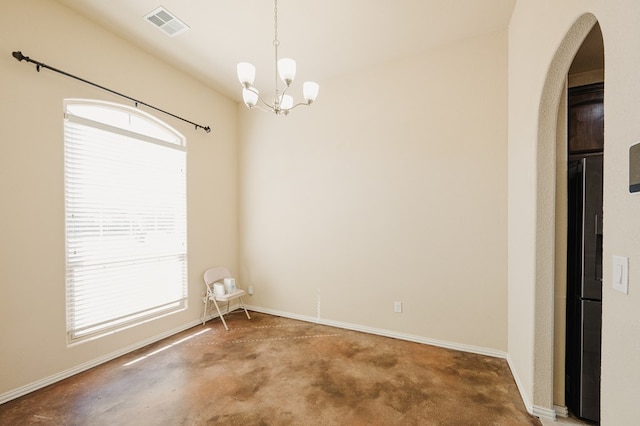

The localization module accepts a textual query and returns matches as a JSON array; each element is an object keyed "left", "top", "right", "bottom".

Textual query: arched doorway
[
  {"left": 560, "top": 24, "right": 605, "bottom": 423},
  {"left": 534, "top": 12, "right": 605, "bottom": 419}
]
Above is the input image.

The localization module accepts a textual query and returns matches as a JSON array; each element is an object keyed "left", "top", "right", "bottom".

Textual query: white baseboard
[
  {"left": 245, "top": 305, "right": 507, "bottom": 359},
  {"left": 533, "top": 405, "right": 557, "bottom": 421},
  {"left": 506, "top": 355, "right": 535, "bottom": 416},
  {"left": 554, "top": 405, "right": 569, "bottom": 418},
  {"left": 0, "top": 319, "right": 204, "bottom": 405},
  {"left": 504, "top": 355, "right": 556, "bottom": 422}
]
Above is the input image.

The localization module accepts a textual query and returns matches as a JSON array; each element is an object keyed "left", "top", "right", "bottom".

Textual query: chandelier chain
[
  {"left": 273, "top": 0, "right": 280, "bottom": 100},
  {"left": 274, "top": 0, "right": 279, "bottom": 45}
]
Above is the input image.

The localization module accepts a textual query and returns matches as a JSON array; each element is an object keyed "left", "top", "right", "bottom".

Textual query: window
[{"left": 64, "top": 100, "right": 187, "bottom": 343}]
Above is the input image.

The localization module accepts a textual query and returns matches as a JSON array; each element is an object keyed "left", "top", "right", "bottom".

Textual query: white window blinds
[{"left": 64, "top": 100, "right": 187, "bottom": 343}]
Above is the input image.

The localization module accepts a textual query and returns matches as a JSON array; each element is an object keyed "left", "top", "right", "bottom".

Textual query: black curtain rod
[{"left": 12, "top": 51, "right": 211, "bottom": 134}]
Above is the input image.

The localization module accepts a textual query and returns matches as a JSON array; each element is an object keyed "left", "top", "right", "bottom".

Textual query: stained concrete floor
[{"left": 0, "top": 312, "right": 541, "bottom": 425}]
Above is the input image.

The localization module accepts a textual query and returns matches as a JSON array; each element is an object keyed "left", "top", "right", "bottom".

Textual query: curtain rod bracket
[{"left": 11, "top": 50, "right": 212, "bottom": 134}]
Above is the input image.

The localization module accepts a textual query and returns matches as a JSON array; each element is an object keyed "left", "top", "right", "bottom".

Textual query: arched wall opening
[{"left": 534, "top": 12, "right": 602, "bottom": 414}]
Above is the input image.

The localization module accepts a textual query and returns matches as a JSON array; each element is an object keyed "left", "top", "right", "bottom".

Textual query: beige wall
[
  {"left": 0, "top": 0, "right": 237, "bottom": 398},
  {"left": 509, "top": 1, "right": 640, "bottom": 423},
  {"left": 239, "top": 31, "right": 508, "bottom": 353}
]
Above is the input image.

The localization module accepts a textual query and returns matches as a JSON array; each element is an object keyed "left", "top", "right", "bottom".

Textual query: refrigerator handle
[{"left": 595, "top": 213, "right": 603, "bottom": 281}]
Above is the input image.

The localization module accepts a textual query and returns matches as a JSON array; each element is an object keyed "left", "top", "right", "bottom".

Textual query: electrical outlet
[
  {"left": 248, "top": 285, "right": 254, "bottom": 295},
  {"left": 394, "top": 301, "right": 402, "bottom": 313}
]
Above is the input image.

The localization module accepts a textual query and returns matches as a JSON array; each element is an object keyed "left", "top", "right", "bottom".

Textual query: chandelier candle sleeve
[{"left": 236, "top": 0, "right": 319, "bottom": 115}]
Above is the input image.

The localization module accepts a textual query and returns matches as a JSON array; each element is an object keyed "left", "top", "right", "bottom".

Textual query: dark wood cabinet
[{"left": 568, "top": 83, "right": 604, "bottom": 154}]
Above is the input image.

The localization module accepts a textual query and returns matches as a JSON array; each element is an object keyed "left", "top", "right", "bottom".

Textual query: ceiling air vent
[{"left": 144, "top": 7, "right": 189, "bottom": 37}]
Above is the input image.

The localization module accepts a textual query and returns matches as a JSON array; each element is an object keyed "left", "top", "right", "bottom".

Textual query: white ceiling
[{"left": 55, "top": 0, "right": 517, "bottom": 102}]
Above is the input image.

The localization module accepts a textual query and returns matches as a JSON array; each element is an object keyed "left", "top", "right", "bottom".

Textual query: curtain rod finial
[{"left": 12, "top": 51, "right": 27, "bottom": 62}]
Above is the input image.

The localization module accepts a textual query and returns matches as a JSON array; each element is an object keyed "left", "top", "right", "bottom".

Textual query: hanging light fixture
[{"left": 237, "top": 0, "right": 319, "bottom": 115}]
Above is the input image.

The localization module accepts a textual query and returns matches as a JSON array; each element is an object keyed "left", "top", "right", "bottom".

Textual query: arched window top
[{"left": 64, "top": 99, "right": 185, "bottom": 147}]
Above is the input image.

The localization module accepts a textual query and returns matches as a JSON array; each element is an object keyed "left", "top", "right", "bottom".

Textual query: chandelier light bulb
[
  {"left": 237, "top": 62, "right": 256, "bottom": 87},
  {"left": 279, "top": 94, "right": 293, "bottom": 110},
  {"left": 242, "top": 88, "right": 259, "bottom": 108},
  {"left": 277, "top": 58, "right": 296, "bottom": 86},
  {"left": 303, "top": 82, "right": 320, "bottom": 104}
]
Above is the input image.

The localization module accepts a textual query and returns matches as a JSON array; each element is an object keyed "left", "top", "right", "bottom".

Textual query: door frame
[{"left": 534, "top": 12, "right": 602, "bottom": 413}]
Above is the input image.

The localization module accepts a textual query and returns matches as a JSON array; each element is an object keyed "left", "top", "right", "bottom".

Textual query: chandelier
[{"left": 236, "top": 0, "right": 319, "bottom": 115}]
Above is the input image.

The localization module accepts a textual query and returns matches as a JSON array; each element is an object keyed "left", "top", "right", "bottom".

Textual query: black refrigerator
[{"left": 566, "top": 154, "right": 603, "bottom": 423}]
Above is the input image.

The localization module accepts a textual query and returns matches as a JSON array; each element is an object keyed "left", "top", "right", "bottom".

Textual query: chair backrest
[{"left": 203, "top": 267, "right": 232, "bottom": 285}]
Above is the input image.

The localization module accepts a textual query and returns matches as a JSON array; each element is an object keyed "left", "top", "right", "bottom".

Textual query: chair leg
[
  {"left": 202, "top": 297, "right": 209, "bottom": 326},
  {"left": 239, "top": 297, "right": 251, "bottom": 320},
  {"left": 212, "top": 298, "right": 229, "bottom": 331}
]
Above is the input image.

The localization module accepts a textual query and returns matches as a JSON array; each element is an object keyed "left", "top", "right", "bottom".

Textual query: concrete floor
[
  {"left": 0, "top": 312, "right": 542, "bottom": 425},
  {"left": 541, "top": 415, "right": 591, "bottom": 426}
]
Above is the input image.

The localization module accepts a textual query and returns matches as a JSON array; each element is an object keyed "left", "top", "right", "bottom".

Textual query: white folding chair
[{"left": 202, "top": 267, "right": 251, "bottom": 330}]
